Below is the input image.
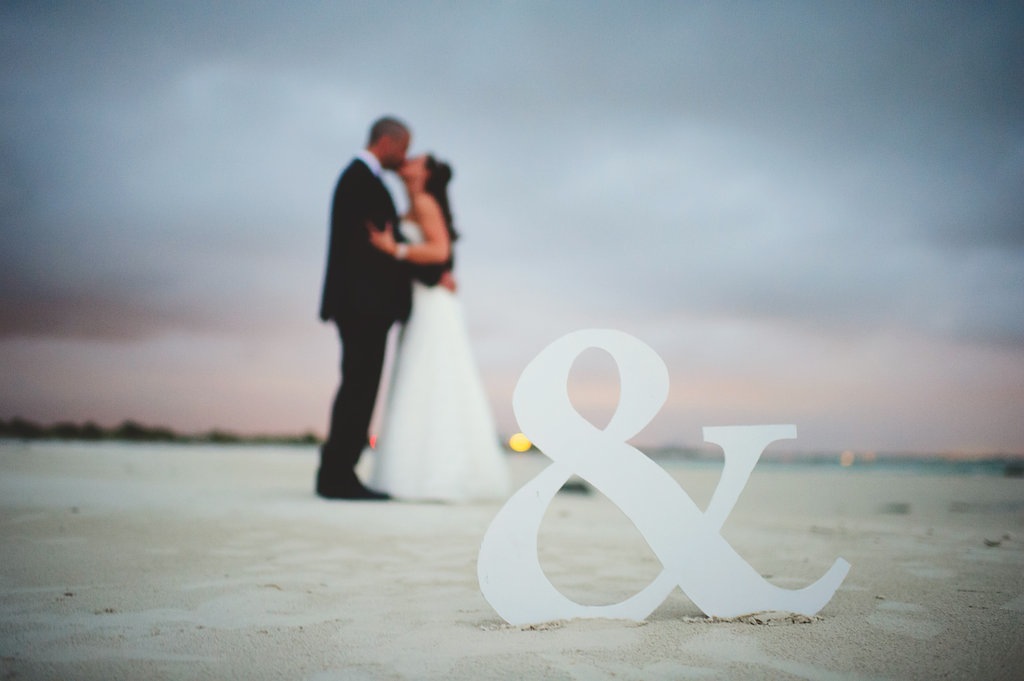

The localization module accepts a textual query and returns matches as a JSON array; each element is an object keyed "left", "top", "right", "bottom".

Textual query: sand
[{"left": 1, "top": 440, "right": 1021, "bottom": 680}]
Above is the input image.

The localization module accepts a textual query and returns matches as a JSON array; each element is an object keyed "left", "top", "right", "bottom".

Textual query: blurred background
[{"left": 2, "top": 1, "right": 1022, "bottom": 454}]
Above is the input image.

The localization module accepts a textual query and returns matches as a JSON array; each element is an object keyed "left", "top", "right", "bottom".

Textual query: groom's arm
[{"left": 320, "top": 162, "right": 388, "bottom": 321}]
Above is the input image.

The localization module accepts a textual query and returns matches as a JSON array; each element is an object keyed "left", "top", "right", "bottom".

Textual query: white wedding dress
[{"left": 369, "top": 221, "right": 511, "bottom": 502}]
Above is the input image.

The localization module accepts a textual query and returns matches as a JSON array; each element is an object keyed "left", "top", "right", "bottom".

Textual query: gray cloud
[{"left": 1, "top": 1, "right": 1022, "bottom": 448}]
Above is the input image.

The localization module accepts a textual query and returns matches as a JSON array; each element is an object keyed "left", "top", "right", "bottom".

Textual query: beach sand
[{"left": 1, "top": 441, "right": 1021, "bottom": 680}]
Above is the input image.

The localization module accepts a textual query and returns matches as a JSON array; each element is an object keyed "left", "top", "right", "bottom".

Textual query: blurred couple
[{"left": 317, "top": 116, "right": 510, "bottom": 502}]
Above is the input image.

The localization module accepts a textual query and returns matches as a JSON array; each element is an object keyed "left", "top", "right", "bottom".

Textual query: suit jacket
[
  {"left": 319, "top": 158, "right": 412, "bottom": 323},
  {"left": 412, "top": 256, "right": 453, "bottom": 288}
]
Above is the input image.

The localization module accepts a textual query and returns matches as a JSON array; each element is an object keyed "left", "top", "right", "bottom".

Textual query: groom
[{"left": 316, "top": 116, "right": 412, "bottom": 500}]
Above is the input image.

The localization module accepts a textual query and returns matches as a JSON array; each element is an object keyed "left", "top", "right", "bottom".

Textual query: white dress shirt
[{"left": 356, "top": 149, "right": 383, "bottom": 177}]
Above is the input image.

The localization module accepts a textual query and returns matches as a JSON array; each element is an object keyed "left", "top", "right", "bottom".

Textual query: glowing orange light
[
  {"left": 839, "top": 450, "right": 855, "bottom": 467},
  {"left": 369, "top": 434, "right": 377, "bottom": 449},
  {"left": 508, "top": 432, "right": 532, "bottom": 452}
]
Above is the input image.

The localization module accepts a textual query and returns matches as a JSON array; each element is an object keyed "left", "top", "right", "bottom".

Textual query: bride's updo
[{"left": 424, "top": 155, "right": 458, "bottom": 241}]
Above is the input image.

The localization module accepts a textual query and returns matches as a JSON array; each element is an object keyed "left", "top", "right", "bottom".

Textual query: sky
[{"left": 2, "top": 1, "right": 1022, "bottom": 454}]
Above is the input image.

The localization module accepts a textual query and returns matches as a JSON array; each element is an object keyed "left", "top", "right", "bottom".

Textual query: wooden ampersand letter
[{"left": 478, "top": 329, "right": 850, "bottom": 625}]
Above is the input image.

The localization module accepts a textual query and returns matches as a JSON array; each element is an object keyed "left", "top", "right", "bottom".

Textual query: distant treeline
[{"left": 0, "top": 417, "right": 321, "bottom": 445}]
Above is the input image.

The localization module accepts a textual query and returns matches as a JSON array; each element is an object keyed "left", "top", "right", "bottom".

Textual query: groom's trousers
[{"left": 318, "top": 313, "right": 393, "bottom": 492}]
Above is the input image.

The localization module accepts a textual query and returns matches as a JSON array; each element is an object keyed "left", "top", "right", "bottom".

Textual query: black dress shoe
[
  {"left": 316, "top": 483, "right": 390, "bottom": 501},
  {"left": 351, "top": 485, "right": 390, "bottom": 501}
]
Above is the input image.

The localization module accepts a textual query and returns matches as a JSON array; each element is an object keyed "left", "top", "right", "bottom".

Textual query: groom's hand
[
  {"left": 366, "top": 220, "right": 398, "bottom": 256},
  {"left": 439, "top": 270, "right": 457, "bottom": 292}
]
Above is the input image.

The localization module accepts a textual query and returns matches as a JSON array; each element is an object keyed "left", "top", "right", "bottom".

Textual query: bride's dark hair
[{"left": 424, "top": 155, "right": 458, "bottom": 242}]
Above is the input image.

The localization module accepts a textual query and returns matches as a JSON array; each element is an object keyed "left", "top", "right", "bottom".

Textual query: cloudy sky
[{"left": 2, "top": 1, "right": 1022, "bottom": 454}]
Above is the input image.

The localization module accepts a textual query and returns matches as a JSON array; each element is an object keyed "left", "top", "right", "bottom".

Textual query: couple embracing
[{"left": 317, "top": 116, "right": 510, "bottom": 502}]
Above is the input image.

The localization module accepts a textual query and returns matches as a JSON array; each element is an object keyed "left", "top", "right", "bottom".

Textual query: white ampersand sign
[{"left": 477, "top": 329, "right": 850, "bottom": 625}]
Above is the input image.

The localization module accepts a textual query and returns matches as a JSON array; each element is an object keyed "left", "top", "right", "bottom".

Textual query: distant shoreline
[
  {"left": 2, "top": 419, "right": 1021, "bottom": 478},
  {"left": 0, "top": 417, "right": 320, "bottom": 446}
]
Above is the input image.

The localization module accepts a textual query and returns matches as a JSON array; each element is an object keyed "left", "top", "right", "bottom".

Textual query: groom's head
[{"left": 367, "top": 116, "right": 411, "bottom": 171}]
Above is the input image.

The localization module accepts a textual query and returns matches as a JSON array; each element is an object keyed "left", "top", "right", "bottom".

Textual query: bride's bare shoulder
[
  {"left": 409, "top": 192, "right": 447, "bottom": 242},
  {"left": 410, "top": 193, "right": 443, "bottom": 225},
  {"left": 411, "top": 191, "right": 441, "bottom": 216}
]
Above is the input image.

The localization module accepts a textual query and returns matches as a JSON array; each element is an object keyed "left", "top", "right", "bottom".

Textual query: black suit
[{"left": 317, "top": 157, "right": 410, "bottom": 496}]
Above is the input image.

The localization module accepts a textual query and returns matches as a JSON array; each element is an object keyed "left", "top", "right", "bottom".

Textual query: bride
[{"left": 364, "top": 154, "right": 510, "bottom": 502}]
